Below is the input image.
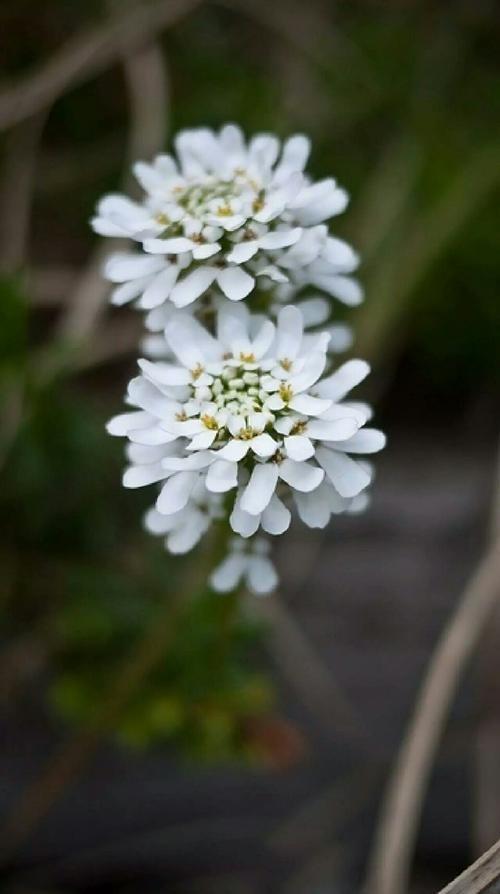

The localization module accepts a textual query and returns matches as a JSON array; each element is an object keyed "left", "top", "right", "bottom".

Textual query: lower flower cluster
[{"left": 108, "top": 304, "right": 385, "bottom": 593}]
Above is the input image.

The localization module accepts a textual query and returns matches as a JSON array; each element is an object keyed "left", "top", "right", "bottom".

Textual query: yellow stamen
[
  {"left": 280, "top": 357, "right": 293, "bottom": 372},
  {"left": 279, "top": 383, "right": 293, "bottom": 402},
  {"left": 201, "top": 414, "right": 218, "bottom": 431},
  {"left": 238, "top": 427, "right": 256, "bottom": 441},
  {"left": 240, "top": 351, "right": 255, "bottom": 363},
  {"left": 175, "top": 410, "right": 187, "bottom": 422},
  {"left": 191, "top": 363, "right": 204, "bottom": 381},
  {"left": 290, "top": 420, "right": 308, "bottom": 436}
]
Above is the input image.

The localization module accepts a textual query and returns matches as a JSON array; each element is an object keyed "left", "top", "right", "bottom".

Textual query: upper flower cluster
[{"left": 93, "top": 125, "right": 362, "bottom": 314}]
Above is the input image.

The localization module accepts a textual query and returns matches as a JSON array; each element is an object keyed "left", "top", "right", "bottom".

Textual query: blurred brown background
[{"left": 1, "top": 1, "right": 500, "bottom": 892}]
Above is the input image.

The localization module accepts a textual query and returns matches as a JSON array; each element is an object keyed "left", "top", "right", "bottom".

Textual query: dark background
[{"left": 1, "top": 1, "right": 500, "bottom": 892}]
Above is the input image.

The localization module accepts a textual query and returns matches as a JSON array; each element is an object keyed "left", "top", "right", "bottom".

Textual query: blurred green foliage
[{"left": 1, "top": 0, "right": 499, "bottom": 762}]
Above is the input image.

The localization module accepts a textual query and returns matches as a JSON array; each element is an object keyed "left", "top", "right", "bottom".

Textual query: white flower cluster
[{"left": 97, "top": 125, "right": 385, "bottom": 595}]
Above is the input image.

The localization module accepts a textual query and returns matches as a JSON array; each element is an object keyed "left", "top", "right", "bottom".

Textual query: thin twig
[
  {"left": 253, "top": 590, "right": 368, "bottom": 745},
  {"left": 58, "top": 29, "right": 169, "bottom": 342},
  {"left": 363, "top": 536, "right": 500, "bottom": 894},
  {"left": 436, "top": 837, "right": 500, "bottom": 894},
  {"left": 473, "top": 442, "right": 500, "bottom": 854},
  {"left": 0, "top": 113, "right": 47, "bottom": 270},
  {"left": 0, "top": 0, "right": 201, "bottom": 132}
]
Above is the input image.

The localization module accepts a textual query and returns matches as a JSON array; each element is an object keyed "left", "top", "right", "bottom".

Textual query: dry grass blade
[
  {"left": 436, "top": 837, "right": 500, "bottom": 894},
  {"left": 0, "top": 0, "right": 201, "bottom": 132},
  {"left": 363, "top": 537, "right": 500, "bottom": 894}
]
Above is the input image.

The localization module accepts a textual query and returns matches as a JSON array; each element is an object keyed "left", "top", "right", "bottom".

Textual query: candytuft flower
[{"left": 93, "top": 124, "right": 361, "bottom": 315}]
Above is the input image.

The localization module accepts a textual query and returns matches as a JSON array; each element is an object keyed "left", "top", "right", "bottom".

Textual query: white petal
[
  {"left": 216, "top": 302, "right": 249, "bottom": 350},
  {"left": 278, "top": 459, "right": 324, "bottom": 492},
  {"left": 123, "top": 463, "right": 166, "bottom": 488},
  {"left": 275, "top": 305, "right": 303, "bottom": 361},
  {"left": 166, "top": 313, "right": 220, "bottom": 367},
  {"left": 192, "top": 242, "right": 221, "bottom": 260},
  {"left": 144, "top": 507, "right": 179, "bottom": 535},
  {"left": 315, "top": 359, "right": 370, "bottom": 402},
  {"left": 240, "top": 463, "right": 279, "bottom": 515},
  {"left": 323, "top": 236, "right": 359, "bottom": 272},
  {"left": 106, "top": 410, "right": 150, "bottom": 436},
  {"left": 129, "top": 426, "right": 177, "bottom": 446},
  {"left": 162, "top": 453, "right": 213, "bottom": 471},
  {"left": 143, "top": 237, "right": 194, "bottom": 254},
  {"left": 312, "top": 273, "right": 363, "bottom": 306},
  {"left": 249, "top": 134, "right": 280, "bottom": 173},
  {"left": 289, "top": 394, "right": 331, "bottom": 416},
  {"left": 140, "top": 266, "right": 179, "bottom": 309},
  {"left": 216, "top": 439, "right": 250, "bottom": 462},
  {"left": 265, "top": 394, "right": 286, "bottom": 412},
  {"left": 127, "top": 443, "right": 172, "bottom": 464},
  {"left": 328, "top": 323, "right": 353, "bottom": 353},
  {"left": 259, "top": 227, "right": 302, "bottom": 250},
  {"left": 168, "top": 512, "right": 209, "bottom": 554},
  {"left": 250, "top": 433, "right": 278, "bottom": 458},
  {"left": 337, "top": 428, "right": 386, "bottom": 454},
  {"left": 297, "top": 296, "right": 330, "bottom": 327},
  {"left": 275, "top": 135, "right": 310, "bottom": 177},
  {"left": 156, "top": 470, "right": 198, "bottom": 514},
  {"left": 217, "top": 266, "right": 255, "bottom": 301},
  {"left": 127, "top": 377, "right": 173, "bottom": 417},
  {"left": 230, "top": 500, "right": 260, "bottom": 538},
  {"left": 316, "top": 446, "right": 371, "bottom": 498},
  {"left": 284, "top": 435, "right": 314, "bottom": 461},
  {"left": 110, "top": 277, "right": 150, "bottom": 306},
  {"left": 251, "top": 320, "right": 275, "bottom": 359},
  {"left": 246, "top": 556, "right": 278, "bottom": 595},
  {"left": 104, "top": 253, "right": 164, "bottom": 282},
  {"left": 261, "top": 494, "right": 291, "bottom": 535},
  {"left": 206, "top": 459, "right": 238, "bottom": 493},
  {"left": 138, "top": 358, "right": 191, "bottom": 387},
  {"left": 294, "top": 487, "right": 331, "bottom": 528},
  {"left": 187, "top": 430, "right": 217, "bottom": 451},
  {"left": 292, "top": 181, "right": 349, "bottom": 225},
  {"left": 306, "top": 417, "right": 359, "bottom": 442},
  {"left": 289, "top": 352, "right": 327, "bottom": 393},
  {"left": 225, "top": 241, "right": 259, "bottom": 264},
  {"left": 169, "top": 266, "right": 217, "bottom": 307},
  {"left": 210, "top": 554, "right": 246, "bottom": 593}
]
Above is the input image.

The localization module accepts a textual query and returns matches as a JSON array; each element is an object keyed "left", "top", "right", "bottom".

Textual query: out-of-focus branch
[
  {"left": 0, "top": 113, "right": 47, "bottom": 270},
  {"left": 0, "top": 0, "right": 201, "bottom": 132},
  {"left": 0, "top": 530, "right": 224, "bottom": 862},
  {"left": 253, "top": 589, "right": 368, "bottom": 745},
  {"left": 436, "top": 837, "right": 500, "bottom": 894},
  {"left": 356, "top": 139, "right": 500, "bottom": 363},
  {"left": 363, "top": 536, "right": 500, "bottom": 894}
]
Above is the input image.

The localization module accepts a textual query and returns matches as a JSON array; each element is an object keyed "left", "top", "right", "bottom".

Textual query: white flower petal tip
[{"left": 210, "top": 538, "right": 278, "bottom": 596}]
